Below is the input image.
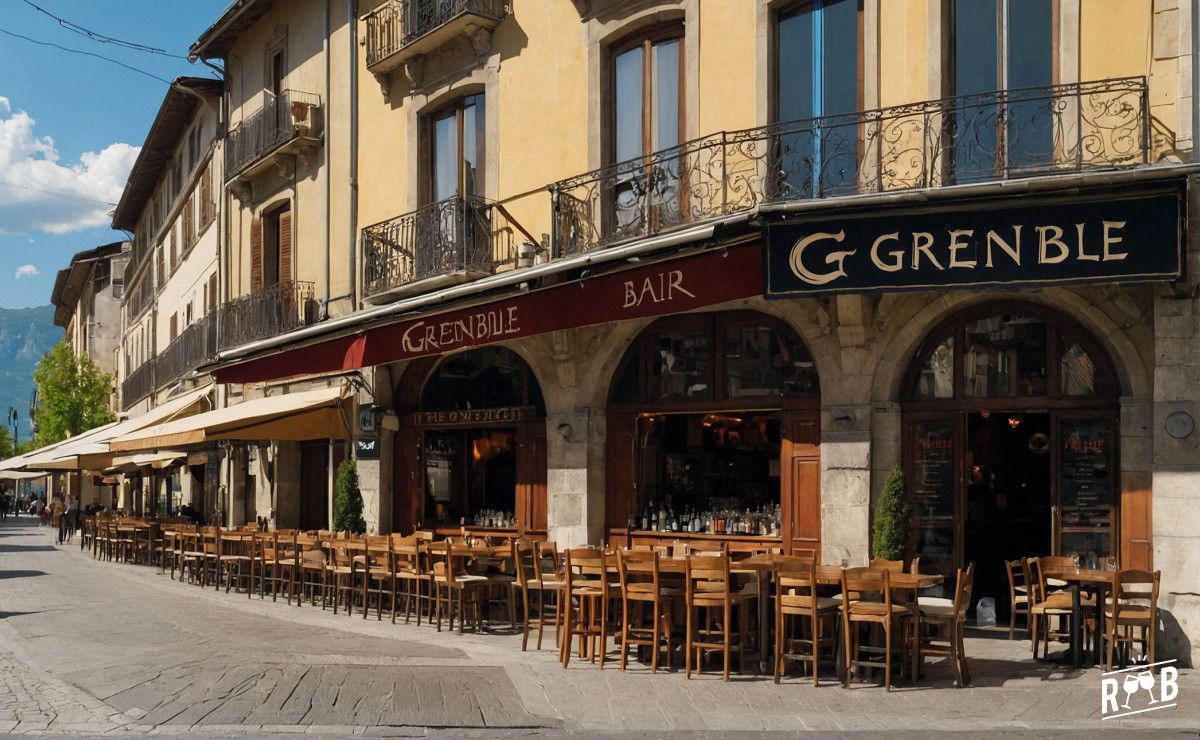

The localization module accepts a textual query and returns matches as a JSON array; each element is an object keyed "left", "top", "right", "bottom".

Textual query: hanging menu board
[
  {"left": 910, "top": 419, "right": 956, "bottom": 522},
  {"left": 1060, "top": 418, "right": 1112, "bottom": 512}
]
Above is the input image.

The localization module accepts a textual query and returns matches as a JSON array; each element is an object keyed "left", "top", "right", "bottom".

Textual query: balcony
[
  {"left": 362, "top": 196, "right": 528, "bottom": 303},
  {"left": 551, "top": 77, "right": 1151, "bottom": 257},
  {"left": 122, "top": 359, "right": 156, "bottom": 411},
  {"left": 364, "top": 0, "right": 507, "bottom": 75},
  {"left": 156, "top": 314, "right": 218, "bottom": 389},
  {"left": 217, "top": 281, "right": 317, "bottom": 352},
  {"left": 225, "top": 90, "right": 323, "bottom": 183}
]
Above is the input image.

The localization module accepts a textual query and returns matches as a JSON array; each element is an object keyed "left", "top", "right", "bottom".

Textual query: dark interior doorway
[{"left": 964, "top": 411, "right": 1051, "bottom": 619}]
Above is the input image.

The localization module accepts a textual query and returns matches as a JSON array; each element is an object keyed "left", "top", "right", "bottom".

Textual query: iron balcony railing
[
  {"left": 217, "top": 281, "right": 317, "bottom": 352},
  {"left": 156, "top": 314, "right": 218, "bottom": 389},
  {"left": 362, "top": 195, "right": 524, "bottom": 298},
  {"left": 364, "top": 0, "right": 507, "bottom": 68},
  {"left": 225, "top": 89, "right": 322, "bottom": 179},
  {"left": 122, "top": 358, "right": 156, "bottom": 411},
  {"left": 551, "top": 77, "right": 1151, "bottom": 257}
]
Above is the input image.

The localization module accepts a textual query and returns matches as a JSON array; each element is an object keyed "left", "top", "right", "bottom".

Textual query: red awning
[{"left": 215, "top": 243, "right": 763, "bottom": 384}]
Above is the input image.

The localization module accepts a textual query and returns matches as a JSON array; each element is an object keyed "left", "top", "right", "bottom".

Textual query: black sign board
[
  {"left": 765, "top": 189, "right": 1183, "bottom": 297},
  {"left": 355, "top": 436, "right": 380, "bottom": 460},
  {"left": 412, "top": 406, "right": 537, "bottom": 427}
]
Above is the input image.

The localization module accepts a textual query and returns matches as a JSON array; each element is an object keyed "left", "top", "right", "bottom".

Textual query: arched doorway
[
  {"left": 392, "top": 346, "right": 547, "bottom": 536},
  {"left": 901, "top": 305, "right": 1119, "bottom": 605},
  {"left": 606, "top": 311, "right": 821, "bottom": 553}
]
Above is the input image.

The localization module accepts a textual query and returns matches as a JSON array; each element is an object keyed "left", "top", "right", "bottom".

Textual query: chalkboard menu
[
  {"left": 1060, "top": 419, "right": 1112, "bottom": 510},
  {"left": 910, "top": 420, "right": 956, "bottom": 521}
]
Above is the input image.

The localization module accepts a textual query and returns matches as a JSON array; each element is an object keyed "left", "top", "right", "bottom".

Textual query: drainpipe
[
  {"left": 348, "top": 0, "right": 360, "bottom": 311},
  {"left": 324, "top": 0, "right": 332, "bottom": 314},
  {"left": 1193, "top": 0, "right": 1199, "bottom": 164}
]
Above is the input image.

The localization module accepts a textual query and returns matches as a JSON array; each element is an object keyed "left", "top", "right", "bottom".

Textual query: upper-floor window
[
  {"left": 251, "top": 201, "right": 293, "bottom": 291},
  {"left": 429, "top": 94, "right": 486, "bottom": 203},
  {"left": 774, "top": 0, "right": 862, "bottom": 198},
  {"left": 948, "top": 0, "right": 1054, "bottom": 178},
  {"left": 612, "top": 28, "right": 683, "bottom": 165}
]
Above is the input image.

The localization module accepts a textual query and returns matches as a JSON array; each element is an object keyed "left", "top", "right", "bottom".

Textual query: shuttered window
[
  {"left": 250, "top": 217, "right": 264, "bottom": 292},
  {"left": 278, "top": 207, "right": 293, "bottom": 284}
]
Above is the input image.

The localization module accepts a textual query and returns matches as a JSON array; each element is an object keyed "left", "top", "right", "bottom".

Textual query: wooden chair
[
  {"left": 616, "top": 548, "right": 678, "bottom": 672},
  {"left": 361, "top": 535, "right": 395, "bottom": 620},
  {"left": 920, "top": 563, "right": 974, "bottom": 687},
  {"left": 217, "top": 530, "right": 252, "bottom": 593},
  {"left": 513, "top": 540, "right": 564, "bottom": 652},
  {"left": 869, "top": 558, "right": 905, "bottom": 574},
  {"left": 388, "top": 534, "right": 425, "bottom": 624},
  {"left": 1105, "top": 569, "right": 1160, "bottom": 670},
  {"left": 297, "top": 535, "right": 326, "bottom": 606},
  {"left": 908, "top": 556, "right": 921, "bottom": 574},
  {"left": 1029, "top": 556, "right": 1093, "bottom": 660},
  {"left": 684, "top": 553, "right": 754, "bottom": 681},
  {"left": 1005, "top": 558, "right": 1031, "bottom": 639},
  {"left": 774, "top": 555, "right": 838, "bottom": 685},
  {"left": 560, "top": 547, "right": 611, "bottom": 669},
  {"left": 1037, "top": 555, "right": 1072, "bottom": 591},
  {"left": 840, "top": 566, "right": 908, "bottom": 690},
  {"left": 427, "top": 540, "right": 489, "bottom": 633},
  {"left": 324, "top": 539, "right": 360, "bottom": 615}
]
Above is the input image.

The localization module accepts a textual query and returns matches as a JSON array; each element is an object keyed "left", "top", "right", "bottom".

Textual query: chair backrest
[
  {"left": 1028, "top": 557, "right": 1052, "bottom": 602},
  {"left": 1112, "top": 569, "right": 1160, "bottom": 618},
  {"left": 426, "top": 540, "right": 457, "bottom": 581},
  {"left": 908, "top": 556, "right": 921, "bottom": 574},
  {"left": 564, "top": 547, "right": 608, "bottom": 596},
  {"left": 685, "top": 553, "right": 733, "bottom": 601},
  {"left": 1040, "top": 555, "right": 1075, "bottom": 572},
  {"left": 535, "top": 541, "right": 560, "bottom": 580},
  {"left": 1005, "top": 558, "right": 1026, "bottom": 597},
  {"left": 413, "top": 530, "right": 435, "bottom": 543},
  {"left": 840, "top": 566, "right": 891, "bottom": 617},
  {"left": 616, "top": 548, "right": 660, "bottom": 594},
  {"left": 950, "top": 562, "right": 976, "bottom": 618},
  {"left": 776, "top": 558, "right": 819, "bottom": 613},
  {"left": 869, "top": 557, "right": 904, "bottom": 573},
  {"left": 685, "top": 540, "right": 726, "bottom": 555}
]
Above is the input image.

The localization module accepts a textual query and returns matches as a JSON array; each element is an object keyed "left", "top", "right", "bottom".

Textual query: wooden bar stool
[
  {"left": 560, "top": 547, "right": 611, "bottom": 669},
  {"left": 774, "top": 556, "right": 838, "bottom": 685},
  {"left": 839, "top": 566, "right": 908, "bottom": 690},
  {"left": 616, "top": 548, "right": 679, "bottom": 673},
  {"left": 920, "top": 563, "right": 975, "bottom": 687},
  {"left": 684, "top": 553, "right": 754, "bottom": 681},
  {"left": 513, "top": 540, "right": 564, "bottom": 651}
]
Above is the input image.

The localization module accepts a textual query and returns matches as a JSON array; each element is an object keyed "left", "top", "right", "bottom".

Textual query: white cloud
[
  {"left": 14, "top": 264, "right": 38, "bottom": 279},
  {"left": 0, "top": 97, "right": 139, "bottom": 236}
]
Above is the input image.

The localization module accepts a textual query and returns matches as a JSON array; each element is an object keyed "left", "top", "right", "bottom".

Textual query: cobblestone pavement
[{"left": 0, "top": 516, "right": 1197, "bottom": 737}]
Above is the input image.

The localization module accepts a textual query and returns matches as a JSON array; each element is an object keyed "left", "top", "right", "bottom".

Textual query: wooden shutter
[
  {"left": 250, "top": 217, "right": 264, "bottom": 292},
  {"left": 780, "top": 410, "right": 821, "bottom": 558},
  {"left": 208, "top": 273, "right": 218, "bottom": 312},
  {"left": 169, "top": 227, "right": 178, "bottom": 272},
  {"left": 169, "top": 312, "right": 178, "bottom": 341},
  {"left": 200, "top": 168, "right": 214, "bottom": 225},
  {"left": 278, "top": 207, "right": 293, "bottom": 285},
  {"left": 517, "top": 421, "right": 548, "bottom": 532},
  {"left": 156, "top": 246, "right": 165, "bottom": 287},
  {"left": 605, "top": 412, "right": 638, "bottom": 546}
]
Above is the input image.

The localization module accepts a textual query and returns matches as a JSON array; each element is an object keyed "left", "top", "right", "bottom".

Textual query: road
[{"left": 0, "top": 516, "right": 1195, "bottom": 736}]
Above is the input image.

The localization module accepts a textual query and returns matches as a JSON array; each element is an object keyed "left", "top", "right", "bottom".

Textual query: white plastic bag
[{"left": 976, "top": 597, "right": 996, "bottom": 625}]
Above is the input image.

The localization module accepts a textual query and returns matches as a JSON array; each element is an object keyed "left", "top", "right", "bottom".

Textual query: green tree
[
  {"left": 872, "top": 465, "right": 911, "bottom": 560},
  {"left": 31, "top": 340, "right": 114, "bottom": 446},
  {"left": 0, "top": 425, "right": 12, "bottom": 459},
  {"left": 332, "top": 459, "right": 366, "bottom": 534}
]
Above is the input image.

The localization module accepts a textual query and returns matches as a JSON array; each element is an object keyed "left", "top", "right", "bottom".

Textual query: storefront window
[
  {"left": 425, "top": 428, "right": 517, "bottom": 527},
  {"left": 912, "top": 335, "right": 954, "bottom": 400},
  {"left": 1060, "top": 337, "right": 1104, "bottom": 396},
  {"left": 962, "top": 314, "right": 1047, "bottom": 397},
  {"left": 651, "top": 328, "right": 711, "bottom": 401},
  {"left": 724, "top": 323, "right": 818, "bottom": 397},
  {"left": 421, "top": 346, "right": 543, "bottom": 413}
]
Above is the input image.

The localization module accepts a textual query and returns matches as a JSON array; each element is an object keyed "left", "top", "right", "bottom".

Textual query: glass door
[
  {"left": 904, "top": 412, "right": 961, "bottom": 593},
  {"left": 1053, "top": 412, "right": 1117, "bottom": 567}
]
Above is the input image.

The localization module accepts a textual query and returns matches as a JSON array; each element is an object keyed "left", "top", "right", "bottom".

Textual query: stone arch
[{"left": 870, "top": 288, "right": 1150, "bottom": 404}]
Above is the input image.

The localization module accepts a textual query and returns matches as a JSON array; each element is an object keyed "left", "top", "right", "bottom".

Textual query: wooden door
[
  {"left": 780, "top": 410, "right": 820, "bottom": 557},
  {"left": 517, "top": 421, "right": 548, "bottom": 531},
  {"left": 902, "top": 412, "right": 962, "bottom": 579},
  {"left": 392, "top": 426, "right": 423, "bottom": 534},
  {"left": 299, "top": 442, "right": 328, "bottom": 531},
  {"left": 605, "top": 412, "right": 638, "bottom": 537}
]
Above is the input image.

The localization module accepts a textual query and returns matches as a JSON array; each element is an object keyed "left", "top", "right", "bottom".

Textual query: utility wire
[
  {"left": 0, "top": 27, "right": 170, "bottom": 84},
  {"left": 0, "top": 180, "right": 117, "bottom": 207},
  {"left": 21, "top": 0, "right": 186, "bottom": 59}
]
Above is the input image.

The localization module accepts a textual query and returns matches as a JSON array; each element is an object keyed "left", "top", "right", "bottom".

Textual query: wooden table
[{"left": 1044, "top": 567, "right": 1114, "bottom": 667}]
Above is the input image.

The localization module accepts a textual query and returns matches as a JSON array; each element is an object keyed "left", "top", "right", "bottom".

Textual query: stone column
[
  {"left": 822, "top": 405, "right": 873, "bottom": 565},
  {"left": 546, "top": 408, "right": 604, "bottom": 547}
]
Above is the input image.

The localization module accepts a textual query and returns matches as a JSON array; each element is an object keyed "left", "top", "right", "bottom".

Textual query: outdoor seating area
[{"left": 79, "top": 514, "right": 1163, "bottom": 689}]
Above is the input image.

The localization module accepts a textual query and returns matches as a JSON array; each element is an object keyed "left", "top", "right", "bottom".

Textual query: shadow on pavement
[
  {"left": 0, "top": 569, "right": 48, "bottom": 580},
  {"left": 0, "top": 544, "right": 58, "bottom": 553}
]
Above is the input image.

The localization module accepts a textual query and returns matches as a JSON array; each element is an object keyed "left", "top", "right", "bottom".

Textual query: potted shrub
[
  {"left": 871, "top": 465, "right": 910, "bottom": 560},
  {"left": 332, "top": 459, "right": 367, "bottom": 535}
]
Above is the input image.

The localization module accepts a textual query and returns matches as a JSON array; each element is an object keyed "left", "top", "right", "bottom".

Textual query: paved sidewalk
[{"left": 0, "top": 516, "right": 1196, "bottom": 736}]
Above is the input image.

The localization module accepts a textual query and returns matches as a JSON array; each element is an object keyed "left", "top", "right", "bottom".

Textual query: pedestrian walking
[
  {"left": 65, "top": 495, "right": 79, "bottom": 542},
  {"left": 52, "top": 496, "right": 65, "bottom": 543}
]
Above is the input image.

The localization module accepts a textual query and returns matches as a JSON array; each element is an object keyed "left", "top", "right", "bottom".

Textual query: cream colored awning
[
  {"left": 109, "top": 386, "right": 351, "bottom": 453},
  {"left": 110, "top": 450, "right": 187, "bottom": 470},
  {"left": 14, "top": 385, "right": 213, "bottom": 472},
  {"left": 0, "top": 470, "right": 49, "bottom": 481}
]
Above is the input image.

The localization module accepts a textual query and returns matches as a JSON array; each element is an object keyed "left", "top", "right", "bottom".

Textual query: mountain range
[{"left": 0, "top": 306, "right": 61, "bottom": 440}]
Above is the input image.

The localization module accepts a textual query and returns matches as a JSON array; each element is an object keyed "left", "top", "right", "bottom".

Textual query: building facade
[{"left": 139, "top": 0, "right": 1200, "bottom": 662}]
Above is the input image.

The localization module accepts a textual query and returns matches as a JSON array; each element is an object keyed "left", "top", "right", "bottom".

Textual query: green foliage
[
  {"left": 0, "top": 425, "right": 12, "bottom": 459},
  {"left": 872, "top": 465, "right": 911, "bottom": 560},
  {"left": 31, "top": 340, "right": 114, "bottom": 446},
  {"left": 332, "top": 459, "right": 366, "bottom": 534}
]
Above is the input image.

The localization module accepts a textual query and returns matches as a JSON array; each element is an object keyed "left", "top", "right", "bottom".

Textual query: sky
[{"left": 0, "top": 0, "right": 229, "bottom": 308}]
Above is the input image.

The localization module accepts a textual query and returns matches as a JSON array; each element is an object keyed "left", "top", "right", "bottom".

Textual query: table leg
[
  {"left": 757, "top": 570, "right": 770, "bottom": 675},
  {"left": 1093, "top": 583, "right": 1106, "bottom": 668},
  {"left": 1071, "top": 584, "right": 1083, "bottom": 667}
]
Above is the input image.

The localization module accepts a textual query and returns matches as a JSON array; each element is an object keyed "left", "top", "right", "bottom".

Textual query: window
[
  {"left": 251, "top": 202, "right": 293, "bottom": 291},
  {"left": 185, "top": 301, "right": 193, "bottom": 326},
  {"left": 775, "top": 0, "right": 862, "bottom": 198},
  {"left": 609, "top": 28, "right": 685, "bottom": 237},
  {"left": 948, "top": 0, "right": 1054, "bottom": 179},
  {"left": 169, "top": 312, "right": 178, "bottom": 342},
  {"left": 429, "top": 94, "right": 486, "bottom": 203}
]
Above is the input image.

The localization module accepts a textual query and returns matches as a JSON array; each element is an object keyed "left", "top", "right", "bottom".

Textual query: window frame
[
  {"left": 424, "top": 93, "right": 487, "bottom": 204},
  {"left": 608, "top": 24, "right": 686, "bottom": 167}
]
